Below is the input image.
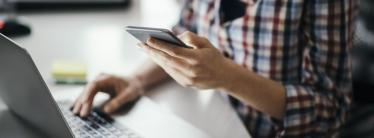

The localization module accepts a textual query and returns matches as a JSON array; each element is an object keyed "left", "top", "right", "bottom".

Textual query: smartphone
[{"left": 125, "top": 26, "right": 190, "bottom": 48}]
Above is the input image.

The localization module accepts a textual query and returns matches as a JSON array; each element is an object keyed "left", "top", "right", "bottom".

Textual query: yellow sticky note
[{"left": 52, "top": 60, "right": 87, "bottom": 80}]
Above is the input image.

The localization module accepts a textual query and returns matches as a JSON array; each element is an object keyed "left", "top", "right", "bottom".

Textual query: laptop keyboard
[{"left": 58, "top": 103, "right": 142, "bottom": 138}]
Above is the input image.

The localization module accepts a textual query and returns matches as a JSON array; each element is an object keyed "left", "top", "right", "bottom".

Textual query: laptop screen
[{"left": 0, "top": 34, "right": 74, "bottom": 138}]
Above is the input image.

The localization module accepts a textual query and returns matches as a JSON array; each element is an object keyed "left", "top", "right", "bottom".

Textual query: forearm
[
  {"left": 221, "top": 59, "right": 286, "bottom": 119},
  {"left": 132, "top": 59, "right": 170, "bottom": 90}
]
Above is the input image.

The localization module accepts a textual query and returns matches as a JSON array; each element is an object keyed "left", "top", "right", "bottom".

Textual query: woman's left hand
[
  {"left": 138, "top": 31, "right": 236, "bottom": 89},
  {"left": 139, "top": 31, "right": 286, "bottom": 119}
]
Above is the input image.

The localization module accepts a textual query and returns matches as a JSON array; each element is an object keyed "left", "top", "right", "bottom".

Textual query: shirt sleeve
[
  {"left": 172, "top": 0, "right": 198, "bottom": 34},
  {"left": 282, "top": 0, "right": 356, "bottom": 136}
]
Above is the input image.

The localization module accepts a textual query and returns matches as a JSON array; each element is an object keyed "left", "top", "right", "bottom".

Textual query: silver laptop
[{"left": 0, "top": 33, "right": 141, "bottom": 138}]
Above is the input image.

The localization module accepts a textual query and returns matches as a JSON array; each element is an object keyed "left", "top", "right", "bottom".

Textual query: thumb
[
  {"left": 103, "top": 91, "right": 131, "bottom": 113},
  {"left": 178, "top": 31, "right": 210, "bottom": 49}
]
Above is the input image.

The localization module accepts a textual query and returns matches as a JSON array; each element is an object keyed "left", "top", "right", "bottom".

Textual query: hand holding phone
[{"left": 125, "top": 26, "right": 190, "bottom": 48}]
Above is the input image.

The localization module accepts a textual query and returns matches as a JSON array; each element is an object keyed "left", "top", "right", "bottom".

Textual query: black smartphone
[{"left": 125, "top": 26, "right": 190, "bottom": 48}]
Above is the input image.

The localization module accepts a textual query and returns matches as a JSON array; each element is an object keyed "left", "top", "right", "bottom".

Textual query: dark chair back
[{"left": 352, "top": 0, "right": 374, "bottom": 103}]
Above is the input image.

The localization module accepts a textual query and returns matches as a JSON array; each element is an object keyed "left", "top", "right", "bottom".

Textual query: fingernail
[
  {"left": 80, "top": 112, "right": 88, "bottom": 117},
  {"left": 73, "top": 109, "right": 79, "bottom": 115},
  {"left": 80, "top": 109, "right": 85, "bottom": 116}
]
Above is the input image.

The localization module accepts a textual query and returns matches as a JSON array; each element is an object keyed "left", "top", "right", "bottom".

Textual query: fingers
[
  {"left": 72, "top": 101, "right": 82, "bottom": 115},
  {"left": 138, "top": 43, "right": 194, "bottom": 86},
  {"left": 139, "top": 43, "right": 184, "bottom": 66},
  {"left": 138, "top": 43, "right": 196, "bottom": 77},
  {"left": 72, "top": 74, "right": 112, "bottom": 117},
  {"left": 178, "top": 31, "right": 210, "bottom": 49},
  {"left": 163, "top": 65, "right": 195, "bottom": 87},
  {"left": 103, "top": 93, "right": 127, "bottom": 113},
  {"left": 103, "top": 88, "right": 137, "bottom": 114},
  {"left": 80, "top": 102, "right": 93, "bottom": 117},
  {"left": 72, "top": 73, "right": 142, "bottom": 116},
  {"left": 146, "top": 37, "right": 194, "bottom": 60},
  {"left": 72, "top": 82, "right": 99, "bottom": 117}
]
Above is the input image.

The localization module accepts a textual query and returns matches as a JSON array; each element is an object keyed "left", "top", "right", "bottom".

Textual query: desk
[{"left": 0, "top": 0, "right": 251, "bottom": 138}]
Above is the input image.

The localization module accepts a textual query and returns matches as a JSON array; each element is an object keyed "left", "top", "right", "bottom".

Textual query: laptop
[{"left": 0, "top": 33, "right": 211, "bottom": 138}]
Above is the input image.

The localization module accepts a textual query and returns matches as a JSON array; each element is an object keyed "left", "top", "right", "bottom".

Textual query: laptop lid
[{"left": 0, "top": 34, "right": 74, "bottom": 138}]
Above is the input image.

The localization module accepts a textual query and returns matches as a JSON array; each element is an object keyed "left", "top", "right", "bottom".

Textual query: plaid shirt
[{"left": 173, "top": 0, "right": 356, "bottom": 137}]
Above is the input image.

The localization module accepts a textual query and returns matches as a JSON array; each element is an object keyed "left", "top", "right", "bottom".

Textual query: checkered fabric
[{"left": 173, "top": 0, "right": 357, "bottom": 137}]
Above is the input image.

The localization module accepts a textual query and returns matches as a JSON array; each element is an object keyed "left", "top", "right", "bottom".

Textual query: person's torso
[{"left": 193, "top": 0, "right": 306, "bottom": 83}]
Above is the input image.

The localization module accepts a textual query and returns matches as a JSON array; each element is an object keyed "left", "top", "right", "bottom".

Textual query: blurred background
[
  {"left": 0, "top": 0, "right": 181, "bottom": 85},
  {"left": 0, "top": 0, "right": 373, "bottom": 137}
]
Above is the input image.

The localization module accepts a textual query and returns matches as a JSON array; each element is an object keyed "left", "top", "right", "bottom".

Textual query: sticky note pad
[{"left": 52, "top": 60, "right": 87, "bottom": 85}]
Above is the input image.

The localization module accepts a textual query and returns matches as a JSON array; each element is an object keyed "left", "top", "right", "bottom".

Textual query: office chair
[{"left": 341, "top": 0, "right": 374, "bottom": 137}]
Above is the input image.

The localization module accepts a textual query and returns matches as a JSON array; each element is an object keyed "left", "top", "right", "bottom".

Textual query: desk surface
[{"left": 0, "top": 0, "right": 251, "bottom": 138}]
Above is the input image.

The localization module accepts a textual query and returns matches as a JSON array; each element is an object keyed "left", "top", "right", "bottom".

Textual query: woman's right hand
[{"left": 72, "top": 73, "right": 144, "bottom": 117}]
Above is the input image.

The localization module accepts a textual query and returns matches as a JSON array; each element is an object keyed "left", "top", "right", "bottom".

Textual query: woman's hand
[
  {"left": 139, "top": 31, "right": 286, "bottom": 119},
  {"left": 72, "top": 73, "right": 144, "bottom": 117},
  {"left": 138, "top": 32, "right": 236, "bottom": 89}
]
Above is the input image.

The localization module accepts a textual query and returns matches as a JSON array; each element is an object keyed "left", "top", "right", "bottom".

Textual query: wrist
[{"left": 218, "top": 58, "right": 250, "bottom": 94}]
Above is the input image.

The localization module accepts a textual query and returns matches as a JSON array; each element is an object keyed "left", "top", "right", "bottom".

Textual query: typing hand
[{"left": 72, "top": 73, "right": 144, "bottom": 117}]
